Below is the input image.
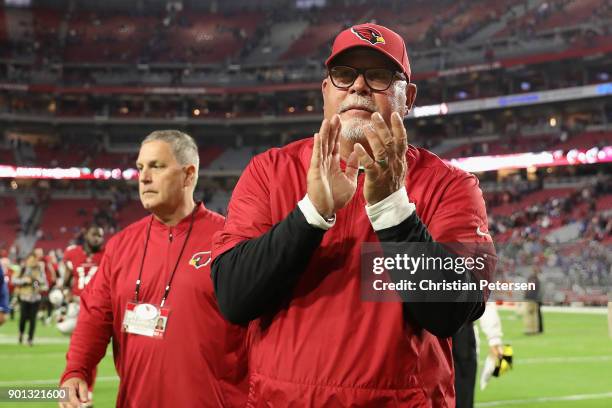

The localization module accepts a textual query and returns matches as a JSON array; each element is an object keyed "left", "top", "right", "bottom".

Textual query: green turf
[
  {"left": 474, "top": 310, "right": 612, "bottom": 407},
  {"left": 0, "top": 318, "right": 118, "bottom": 407},
  {"left": 0, "top": 310, "right": 610, "bottom": 407}
]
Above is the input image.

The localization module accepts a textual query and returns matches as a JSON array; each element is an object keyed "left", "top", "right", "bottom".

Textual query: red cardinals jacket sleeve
[
  {"left": 214, "top": 153, "right": 273, "bottom": 251},
  {"left": 427, "top": 171, "right": 492, "bottom": 243},
  {"left": 212, "top": 153, "right": 326, "bottom": 324},
  {"left": 60, "top": 243, "right": 114, "bottom": 385}
]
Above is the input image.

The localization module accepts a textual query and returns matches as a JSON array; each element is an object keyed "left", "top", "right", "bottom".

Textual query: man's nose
[
  {"left": 139, "top": 169, "right": 152, "bottom": 183},
  {"left": 349, "top": 73, "right": 370, "bottom": 95}
]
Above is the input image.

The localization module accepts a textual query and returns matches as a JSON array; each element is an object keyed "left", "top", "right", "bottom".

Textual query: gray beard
[
  {"left": 336, "top": 85, "right": 405, "bottom": 142},
  {"left": 340, "top": 118, "right": 375, "bottom": 142},
  {"left": 337, "top": 95, "right": 377, "bottom": 142}
]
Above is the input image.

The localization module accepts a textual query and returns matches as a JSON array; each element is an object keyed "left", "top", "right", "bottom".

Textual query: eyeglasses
[{"left": 328, "top": 65, "right": 406, "bottom": 91}]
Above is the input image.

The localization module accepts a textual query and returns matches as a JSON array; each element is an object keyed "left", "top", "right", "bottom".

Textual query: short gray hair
[{"left": 142, "top": 130, "right": 200, "bottom": 174}]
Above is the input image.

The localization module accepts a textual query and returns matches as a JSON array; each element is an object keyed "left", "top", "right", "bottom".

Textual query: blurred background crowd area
[{"left": 0, "top": 0, "right": 610, "bottom": 306}]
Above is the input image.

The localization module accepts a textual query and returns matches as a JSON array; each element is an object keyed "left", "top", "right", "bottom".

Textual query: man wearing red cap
[{"left": 212, "top": 24, "right": 493, "bottom": 406}]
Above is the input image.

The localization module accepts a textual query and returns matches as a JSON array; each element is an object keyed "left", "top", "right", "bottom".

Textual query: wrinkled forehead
[
  {"left": 328, "top": 47, "right": 399, "bottom": 71},
  {"left": 137, "top": 140, "right": 177, "bottom": 163}
]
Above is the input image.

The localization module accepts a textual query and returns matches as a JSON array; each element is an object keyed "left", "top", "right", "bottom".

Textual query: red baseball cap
[{"left": 326, "top": 23, "right": 411, "bottom": 81}]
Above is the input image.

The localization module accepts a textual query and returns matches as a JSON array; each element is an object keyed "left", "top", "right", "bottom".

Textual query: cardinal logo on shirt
[
  {"left": 189, "top": 251, "right": 212, "bottom": 269},
  {"left": 351, "top": 26, "right": 385, "bottom": 45}
]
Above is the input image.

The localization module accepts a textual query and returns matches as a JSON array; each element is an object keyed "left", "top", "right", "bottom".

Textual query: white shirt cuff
[
  {"left": 488, "top": 337, "right": 503, "bottom": 347},
  {"left": 297, "top": 194, "right": 336, "bottom": 230},
  {"left": 365, "top": 187, "right": 416, "bottom": 231}
]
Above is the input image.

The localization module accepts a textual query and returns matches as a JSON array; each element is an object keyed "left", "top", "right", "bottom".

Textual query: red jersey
[
  {"left": 63, "top": 245, "right": 104, "bottom": 296},
  {"left": 61, "top": 204, "right": 247, "bottom": 407},
  {"left": 37, "top": 255, "right": 56, "bottom": 292},
  {"left": 213, "top": 139, "right": 493, "bottom": 407}
]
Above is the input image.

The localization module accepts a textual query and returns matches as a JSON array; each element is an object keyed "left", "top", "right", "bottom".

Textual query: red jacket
[
  {"left": 62, "top": 203, "right": 247, "bottom": 407},
  {"left": 213, "top": 139, "right": 492, "bottom": 407}
]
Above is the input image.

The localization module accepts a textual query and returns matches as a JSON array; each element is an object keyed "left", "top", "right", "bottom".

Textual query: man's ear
[
  {"left": 184, "top": 164, "right": 197, "bottom": 188},
  {"left": 321, "top": 77, "right": 330, "bottom": 112},
  {"left": 405, "top": 83, "right": 417, "bottom": 113}
]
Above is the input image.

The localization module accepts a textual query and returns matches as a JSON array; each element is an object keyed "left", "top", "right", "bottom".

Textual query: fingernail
[{"left": 372, "top": 112, "right": 382, "bottom": 121}]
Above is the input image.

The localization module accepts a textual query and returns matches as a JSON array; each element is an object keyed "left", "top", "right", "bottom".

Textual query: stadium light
[{"left": 1, "top": 145, "right": 610, "bottom": 180}]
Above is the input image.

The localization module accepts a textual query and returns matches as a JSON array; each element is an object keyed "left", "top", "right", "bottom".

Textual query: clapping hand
[
  {"left": 307, "top": 115, "right": 360, "bottom": 218},
  {"left": 353, "top": 112, "right": 408, "bottom": 205}
]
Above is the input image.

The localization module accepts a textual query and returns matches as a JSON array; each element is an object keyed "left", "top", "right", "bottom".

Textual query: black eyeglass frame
[{"left": 327, "top": 65, "right": 409, "bottom": 91}]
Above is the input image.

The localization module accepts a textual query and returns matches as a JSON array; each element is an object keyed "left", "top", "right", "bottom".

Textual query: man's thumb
[{"left": 78, "top": 381, "right": 89, "bottom": 402}]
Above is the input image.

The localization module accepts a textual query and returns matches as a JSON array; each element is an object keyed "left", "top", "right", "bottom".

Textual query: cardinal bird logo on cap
[
  {"left": 351, "top": 26, "right": 385, "bottom": 45},
  {"left": 189, "top": 251, "right": 212, "bottom": 269}
]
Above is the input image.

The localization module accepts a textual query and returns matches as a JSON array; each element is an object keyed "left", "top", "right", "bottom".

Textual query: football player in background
[
  {"left": 63, "top": 225, "right": 105, "bottom": 301},
  {"left": 59, "top": 224, "right": 105, "bottom": 407}
]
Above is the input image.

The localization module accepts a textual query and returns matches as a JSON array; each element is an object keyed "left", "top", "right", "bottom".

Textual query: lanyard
[{"left": 133, "top": 204, "right": 197, "bottom": 308}]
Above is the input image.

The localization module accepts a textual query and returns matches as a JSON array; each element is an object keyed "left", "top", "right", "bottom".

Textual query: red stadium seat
[
  {"left": 0, "top": 197, "right": 19, "bottom": 250},
  {"left": 0, "top": 147, "right": 15, "bottom": 165},
  {"left": 36, "top": 199, "right": 103, "bottom": 251},
  {"left": 281, "top": 6, "right": 369, "bottom": 61}
]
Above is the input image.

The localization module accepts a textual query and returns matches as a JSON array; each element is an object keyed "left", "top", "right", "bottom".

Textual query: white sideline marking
[
  {"left": 519, "top": 355, "right": 612, "bottom": 364},
  {"left": 0, "top": 377, "right": 118, "bottom": 386},
  {"left": 0, "top": 352, "right": 65, "bottom": 358},
  {"left": 0, "top": 335, "right": 69, "bottom": 345},
  {"left": 476, "top": 392, "right": 612, "bottom": 406},
  {"left": 541, "top": 306, "right": 609, "bottom": 315},
  {"left": 496, "top": 305, "right": 610, "bottom": 314}
]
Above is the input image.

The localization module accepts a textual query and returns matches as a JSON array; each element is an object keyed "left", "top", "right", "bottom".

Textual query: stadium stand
[
  {"left": 0, "top": 0, "right": 609, "bottom": 259},
  {"left": 281, "top": 5, "right": 369, "bottom": 61},
  {"left": 0, "top": 145, "right": 14, "bottom": 164},
  {"left": 35, "top": 198, "right": 102, "bottom": 251},
  {"left": 198, "top": 146, "right": 226, "bottom": 169},
  {"left": 438, "top": 131, "right": 612, "bottom": 160},
  {"left": 114, "top": 199, "right": 147, "bottom": 228},
  {"left": 498, "top": 0, "right": 608, "bottom": 37},
  {"left": 0, "top": 8, "right": 8, "bottom": 58},
  {"left": 0, "top": 197, "right": 19, "bottom": 250},
  {"left": 206, "top": 147, "right": 262, "bottom": 171},
  {"left": 489, "top": 187, "right": 577, "bottom": 217}
]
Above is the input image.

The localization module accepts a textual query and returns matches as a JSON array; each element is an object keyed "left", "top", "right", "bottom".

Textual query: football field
[{"left": 0, "top": 309, "right": 610, "bottom": 407}]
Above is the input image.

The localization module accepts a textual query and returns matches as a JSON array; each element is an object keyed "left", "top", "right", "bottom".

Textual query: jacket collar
[{"left": 150, "top": 202, "right": 205, "bottom": 234}]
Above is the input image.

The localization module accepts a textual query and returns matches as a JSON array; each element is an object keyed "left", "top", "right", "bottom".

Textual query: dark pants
[
  {"left": 537, "top": 302, "right": 544, "bottom": 333},
  {"left": 19, "top": 300, "right": 40, "bottom": 342},
  {"left": 452, "top": 323, "right": 477, "bottom": 408}
]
